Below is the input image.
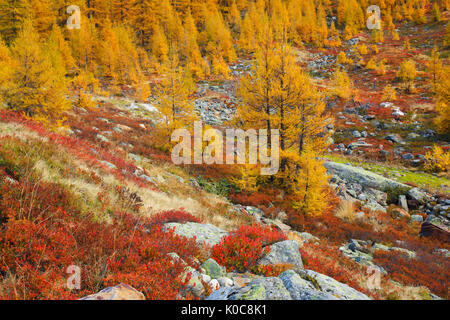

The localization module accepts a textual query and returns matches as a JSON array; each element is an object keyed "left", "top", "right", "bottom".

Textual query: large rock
[
  {"left": 324, "top": 161, "right": 410, "bottom": 191},
  {"left": 163, "top": 222, "right": 228, "bottom": 247},
  {"left": 202, "top": 258, "right": 226, "bottom": 279},
  {"left": 279, "top": 270, "right": 338, "bottom": 300},
  {"left": 207, "top": 277, "right": 292, "bottom": 300},
  {"left": 420, "top": 215, "right": 450, "bottom": 242},
  {"left": 79, "top": 283, "right": 145, "bottom": 300},
  {"left": 207, "top": 269, "right": 371, "bottom": 300},
  {"left": 257, "top": 240, "right": 303, "bottom": 272},
  {"left": 408, "top": 188, "right": 432, "bottom": 204},
  {"left": 299, "top": 270, "right": 371, "bottom": 300},
  {"left": 385, "top": 134, "right": 403, "bottom": 143}
]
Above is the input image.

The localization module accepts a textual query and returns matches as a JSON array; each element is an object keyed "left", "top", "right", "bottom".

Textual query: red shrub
[
  {"left": 211, "top": 224, "right": 287, "bottom": 273},
  {"left": 373, "top": 250, "right": 450, "bottom": 299},
  {"left": 0, "top": 174, "right": 201, "bottom": 300},
  {"left": 150, "top": 210, "right": 202, "bottom": 225},
  {"left": 299, "top": 242, "right": 378, "bottom": 299},
  {"left": 233, "top": 224, "right": 287, "bottom": 246},
  {"left": 229, "top": 191, "right": 274, "bottom": 208}
]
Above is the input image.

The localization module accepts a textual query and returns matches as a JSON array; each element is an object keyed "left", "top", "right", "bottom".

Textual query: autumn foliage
[{"left": 211, "top": 224, "right": 287, "bottom": 274}]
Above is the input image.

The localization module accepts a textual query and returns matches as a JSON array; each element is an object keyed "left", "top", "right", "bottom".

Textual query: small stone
[
  {"left": 208, "top": 279, "right": 220, "bottom": 291},
  {"left": 399, "top": 195, "right": 409, "bottom": 211},
  {"left": 201, "top": 274, "right": 212, "bottom": 283},
  {"left": 217, "top": 277, "right": 234, "bottom": 287}
]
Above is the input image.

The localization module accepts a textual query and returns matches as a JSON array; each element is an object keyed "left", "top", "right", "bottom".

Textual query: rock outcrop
[
  {"left": 206, "top": 269, "right": 370, "bottom": 300},
  {"left": 257, "top": 240, "right": 303, "bottom": 272},
  {"left": 163, "top": 222, "right": 228, "bottom": 247},
  {"left": 324, "top": 161, "right": 410, "bottom": 191}
]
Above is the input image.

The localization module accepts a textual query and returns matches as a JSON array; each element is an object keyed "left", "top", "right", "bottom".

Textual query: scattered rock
[
  {"left": 420, "top": 215, "right": 450, "bottom": 242},
  {"left": 385, "top": 134, "right": 403, "bottom": 144},
  {"left": 389, "top": 206, "right": 411, "bottom": 219},
  {"left": 217, "top": 277, "right": 234, "bottom": 287},
  {"left": 208, "top": 279, "right": 220, "bottom": 291}
]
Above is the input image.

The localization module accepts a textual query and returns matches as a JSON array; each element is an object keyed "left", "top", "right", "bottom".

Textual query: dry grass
[
  {"left": 0, "top": 122, "right": 47, "bottom": 142},
  {"left": 334, "top": 199, "right": 358, "bottom": 222}
]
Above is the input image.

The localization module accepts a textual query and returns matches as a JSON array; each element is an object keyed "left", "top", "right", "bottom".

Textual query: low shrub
[
  {"left": 0, "top": 174, "right": 201, "bottom": 300},
  {"left": 150, "top": 209, "right": 202, "bottom": 225},
  {"left": 211, "top": 224, "right": 287, "bottom": 273}
]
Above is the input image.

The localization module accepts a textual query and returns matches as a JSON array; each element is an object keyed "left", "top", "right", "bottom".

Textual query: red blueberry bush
[
  {"left": 150, "top": 209, "right": 202, "bottom": 225},
  {"left": 211, "top": 224, "right": 287, "bottom": 274},
  {"left": 0, "top": 173, "right": 201, "bottom": 300}
]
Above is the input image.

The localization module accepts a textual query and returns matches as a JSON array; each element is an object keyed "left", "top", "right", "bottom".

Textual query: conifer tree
[
  {"left": 45, "top": 24, "right": 76, "bottom": 75},
  {"left": 428, "top": 46, "right": 442, "bottom": 91},
  {"left": 444, "top": 22, "right": 450, "bottom": 47},
  {"left": 0, "top": 0, "right": 30, "bottom": 44},
  {"left": 286, "top": 148, "right": 329, "bottom": 217},
  {"left": 182, "top": 11, "right": 208, "bottom": 78},
  {"left": 152, "top": 23, "right": 169, "bottom": 63},
  {"left": 0, "top": 21, "right": 70, "bottom": 127},
  {"left": 98, "top": 18, "right": 120, "bottom": 81},
  {"left": 398, "top": 59, "right": 417, "bottom": 93},
  {"left": 435, "top": 66, "right": 450, "bottom": 135},
  {"left": 153, "top": 53, "right": 198, "bottom": 148},
  {"left": 331, "top": 69, "right": 353, "bottom": 100},
  {"left": 69, "top": 15, "right": 98, "bottom": 73}
]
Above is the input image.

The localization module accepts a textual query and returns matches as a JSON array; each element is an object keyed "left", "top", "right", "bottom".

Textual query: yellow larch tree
[
  {"left": 428, "top": 46, "right": 442, "bottom": 91},
  {"left": 152, "top": 53, "right": 198, "bottom": 148},
  {"left": 286, "top": 147, "right": 329, "bottom": 217},
  {"left": 398, "top": 59, "right": 417, "bottom": 93},
  {"left": 0, "top": 20, "right": 70, "bottom": 127},
  {"left": 151, "top": 23, "right": 169, "bottom": 63},
  {"left": 0, "top": 0, "right": 30, "bottom": 44},
  {"left": 68, "top": 15, "right": 98, "bottom": 73},
  {"left": 331, "top": 68, "right": 354, "bottom": 101},
  {"left": 182, "top": 11, "right": 208, "bottom": 79},
  {"left": 435, "top": 66, "right": 450, "bottom": 135}
]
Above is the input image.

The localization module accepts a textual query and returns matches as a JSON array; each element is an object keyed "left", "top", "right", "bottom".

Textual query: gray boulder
[
  {"left": 257, "top": 240, "right": 303, "bottom": 272},
  {"left": 408, "top": 188, "right": 431, "bottom": 204},
  {"left": 299, "top": 270, "right": 371, "bottom": 300},
  {"left": 163, "top": 222, "right": 228, "bottom": 247},
  {"left": 324, "top": 161, "right": 410, "bottom": 191},
  {"left": 385, "top": 134, "right": 403, "bottom": 143},
  {"left": 210, "top": 277, "right": 292, "bottom": 300},
  {"left": 202, "top": 258, "right": 226, "bottom": 279},
  {"left": 279, "top": 270, "right": 338, "bottom": 300}
]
